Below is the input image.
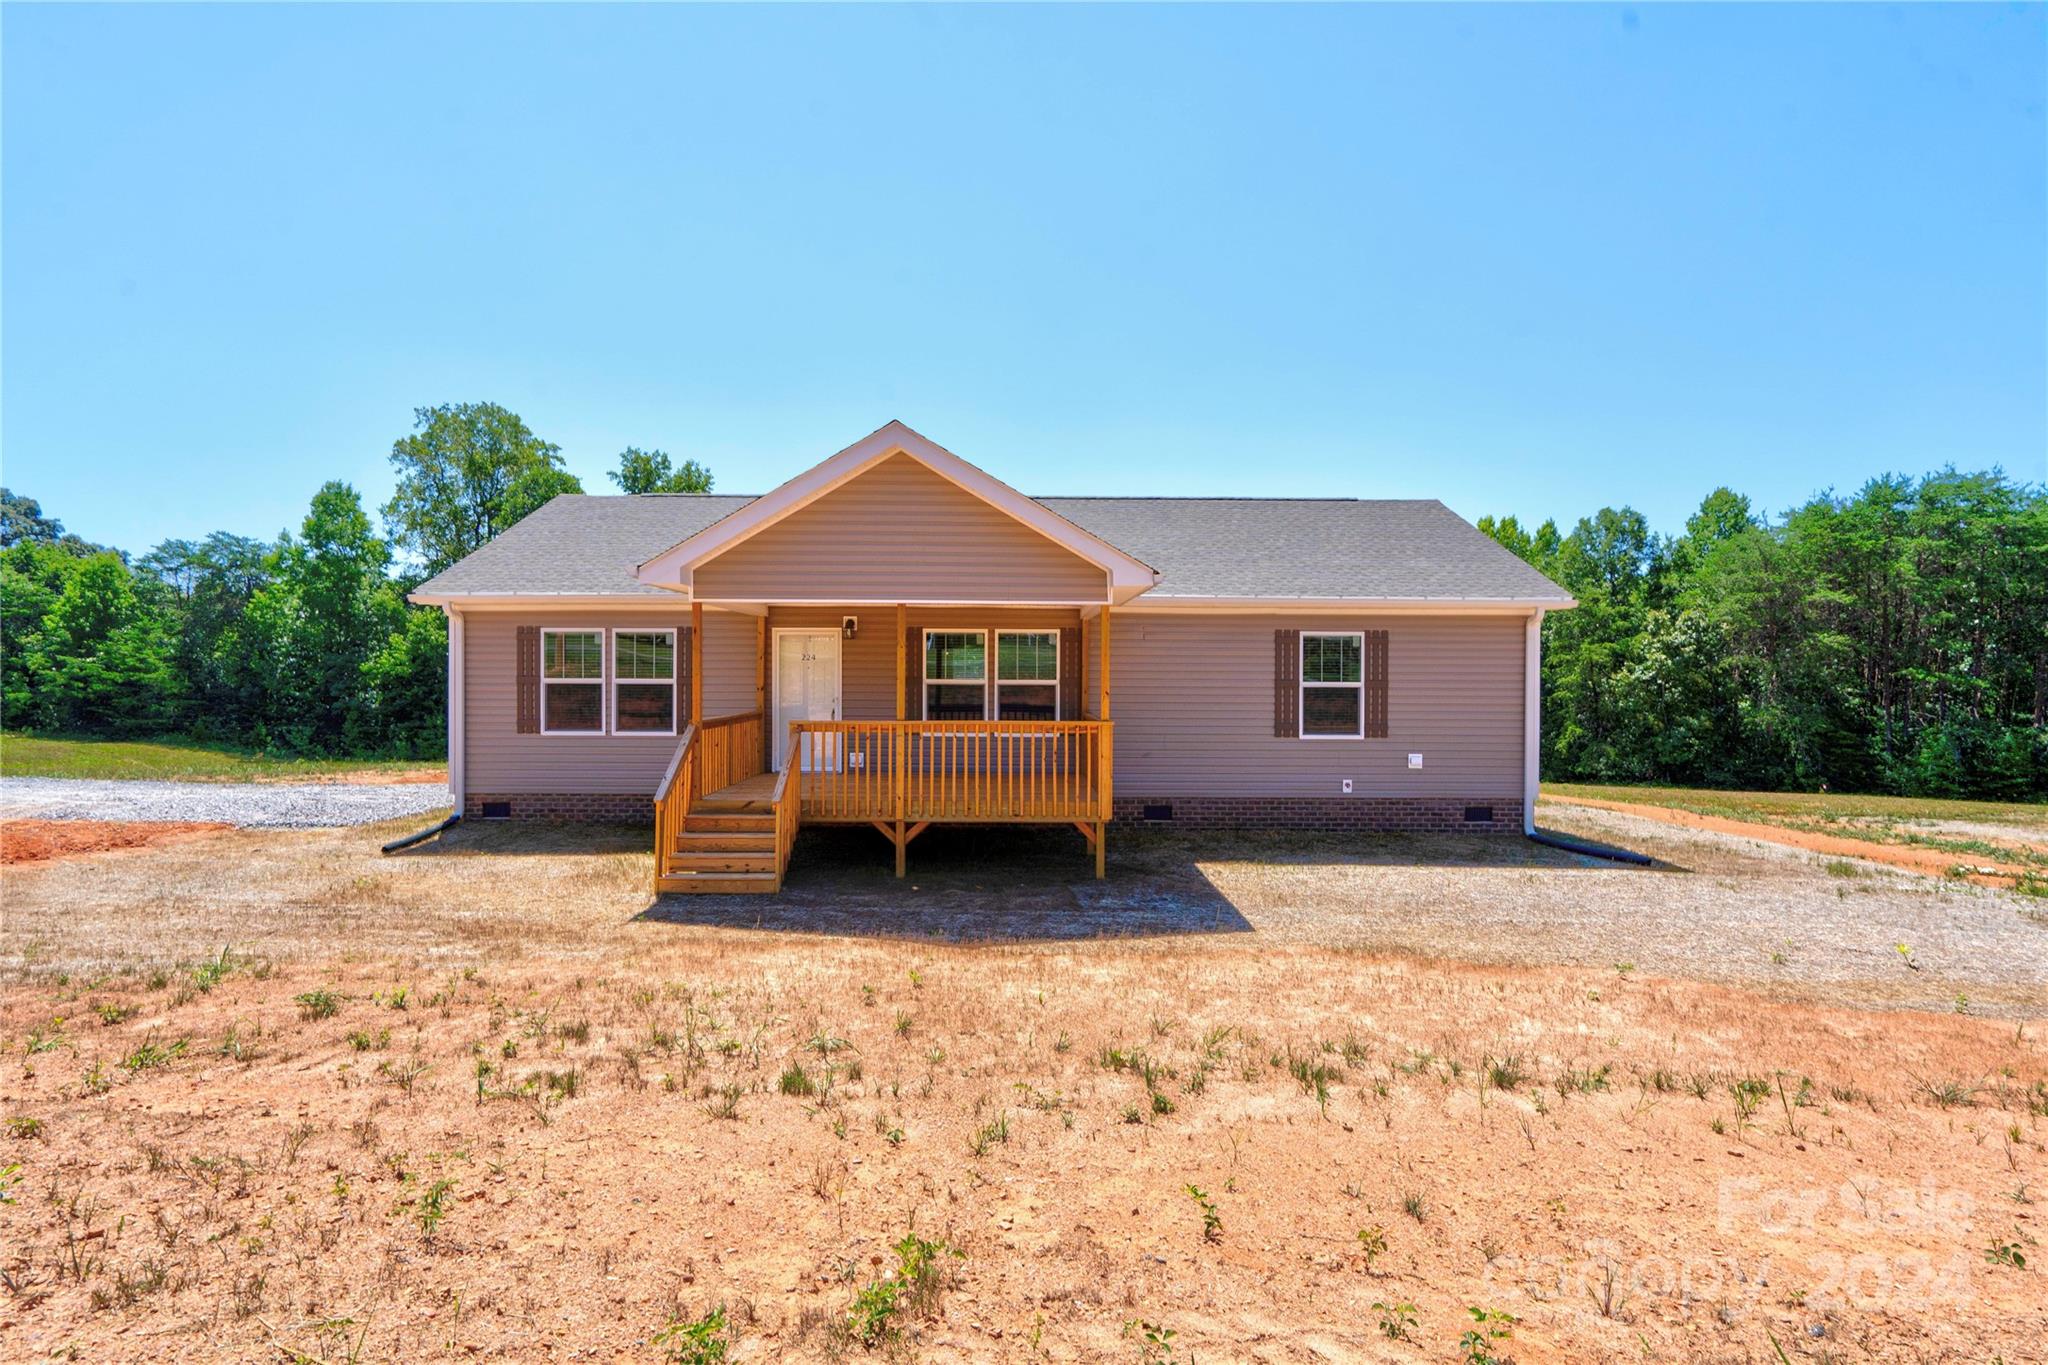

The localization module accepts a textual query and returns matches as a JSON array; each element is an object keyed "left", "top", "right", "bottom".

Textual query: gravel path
[{"left": 0, "top": 777, "right": 452, "bottom": 829}]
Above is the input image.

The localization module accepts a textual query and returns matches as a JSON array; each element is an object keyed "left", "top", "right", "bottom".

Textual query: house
[{"left": 408, "top": 421, "right": 1574, "bottom": 892}]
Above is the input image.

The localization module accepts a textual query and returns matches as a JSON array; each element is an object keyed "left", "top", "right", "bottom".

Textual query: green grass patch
[
  {"left": 1546, "top": 781, "right": 2048, "bottom": 875},
  {"left": 1545, "top": 781, "right": 2048, "bottom": 832},
  {"left": 0, "top": 732, "right": 441, "bottom": 783}
]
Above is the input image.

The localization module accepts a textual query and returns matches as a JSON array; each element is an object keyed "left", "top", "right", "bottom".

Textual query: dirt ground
[
  {"left": 2, "top": 818, "right": 2044, "bottom": 1361},
  {"left": 1545, "top": 793, "right": 2042, "bottom": 888},
  {"left": 0, "top": 819, "right": 232, "bottom": 866}
]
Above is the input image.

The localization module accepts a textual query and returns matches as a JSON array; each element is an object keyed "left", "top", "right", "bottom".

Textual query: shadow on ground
[
  {"left": 387, "top": 818, "right": 1672, "bottom": 943},
  {"left": 633, "top": 822, "right": 1673, "bottom": 943}
]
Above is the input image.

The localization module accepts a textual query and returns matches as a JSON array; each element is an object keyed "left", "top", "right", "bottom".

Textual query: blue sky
[{"left": 5, "top": 3, "right": 2043, "bottom": 558}]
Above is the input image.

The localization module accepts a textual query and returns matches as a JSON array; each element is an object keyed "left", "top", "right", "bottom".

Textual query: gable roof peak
[{"left": 632, "top": 420, "right": 1162, "bottom": 600}]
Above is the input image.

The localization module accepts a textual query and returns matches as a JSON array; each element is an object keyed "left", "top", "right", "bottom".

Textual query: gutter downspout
[
  {"left": 1523, "top": 608, "right": 1543, "bottom": 836},
  {"left": 447, "top": 605, "right": 466, "bottom": 816}
]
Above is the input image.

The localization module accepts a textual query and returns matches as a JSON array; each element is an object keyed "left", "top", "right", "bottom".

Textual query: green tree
[
  {"left": 35, "top": 554, "right": 181, "bottom": 732},
  {"left": 609, "top": 447, "right": 714, "bottom": 494},
  {"left": 358, "top": 607, "right": 448, "bottom": 757},
  {"left": 382, "top": 402, "right": 578, "bottom": 575}
]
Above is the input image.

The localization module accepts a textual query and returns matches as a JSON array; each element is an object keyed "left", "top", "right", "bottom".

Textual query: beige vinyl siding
[
  {"left": 465, "top": 610, "right": 692, "bottom": 796},
  {"left": 692, "top": 454, "right": 1109, "bottom": 603},
  {"left": 701, "top": 608, "right": 760, "bottom": 716},
  {"left": 1101, "top": 613, "right": 1525, "bottom": 798}
]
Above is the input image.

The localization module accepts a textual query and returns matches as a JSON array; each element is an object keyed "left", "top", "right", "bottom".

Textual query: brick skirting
[
  {"left": 465, "top": 791, "right": 1523, "bottom": 835},
  {"left": 464, "top": 792, "right": 652, "bottom": 824},
  {"left": 1110, "top": 796, "right": 1525, "bottom": 834}
]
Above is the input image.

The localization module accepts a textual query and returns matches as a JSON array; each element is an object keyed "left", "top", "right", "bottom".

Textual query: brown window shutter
[
  {"left": 677, "top": 625, "right": 694, "bottom": 726},
  {"left": 1364, "top": 629, "right": 1389, "bottom": 738},
  {"left": 1274, "top": 628, "right": 1300, "bottom": 738},
  {"left": 1058, "top": 626, "right": 1081, "bottom": 719},
  {"left": 516, "top": 626, "right": 541, "bottom": 734},
  {"left": 906, "top": 627, "right": 924, "bottom": 719}
]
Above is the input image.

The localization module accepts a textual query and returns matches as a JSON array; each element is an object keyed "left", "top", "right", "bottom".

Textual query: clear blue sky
[{"left": 5, "top": 3, "right": 2043, "bottom": 558}]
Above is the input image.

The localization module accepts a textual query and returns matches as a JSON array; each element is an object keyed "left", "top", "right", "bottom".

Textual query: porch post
[
  {"left": 756, "top": 614, "right": 769, "bottom": 770},
  {"left": 1098, "top": 604, "right": 1111, "bottom": 720},
  {"left": 894, "top": 603, "right": 907, "bottom": 875},
  {"left": 1096, "top": 603, "right": 1111, "bottom": 878},
  {"left": 895, "top": 604, "right": 907, "bottom": 720},
  {"left": 691, "top": 601, "right": 704, "bottom": 728}
]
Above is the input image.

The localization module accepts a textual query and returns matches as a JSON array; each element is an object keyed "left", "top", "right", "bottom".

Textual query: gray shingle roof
[
  {"left": 411, "top": 494, "right": 755, "bottom": 598},
  {"left": 1041, "top": 497, "right": 1572, "bottom": 602},
  {"left": 411, "top": 491, "right": 1571, "bottom": 605}
]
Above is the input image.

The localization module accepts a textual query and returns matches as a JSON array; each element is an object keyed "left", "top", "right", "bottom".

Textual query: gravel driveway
[{"left": 0, "top": 776, "right": 451, "bottom": 828}]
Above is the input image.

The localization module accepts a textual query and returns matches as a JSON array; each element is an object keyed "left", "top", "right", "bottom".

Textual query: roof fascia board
[
  {"left": 408, "top": 593, "right": 700, "bottom": 611},
  {"left": 634, "top": 421, "right": 1159, "bottom": 593},
  {"left": 1109, "top": 596, "right": 1575, "bottom": 615},
  {"left": 696, "top": 597, "right": 1110, "bottom": 609}
]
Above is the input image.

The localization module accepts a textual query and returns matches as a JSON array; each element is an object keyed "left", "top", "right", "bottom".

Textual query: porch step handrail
[{"left": 651, "top": 723, "right": 698, "bottom": 889}]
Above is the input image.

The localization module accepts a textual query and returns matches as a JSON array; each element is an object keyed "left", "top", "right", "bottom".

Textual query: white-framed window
[
  {"left": 540, "top": 628, "right": 606, "bottom": 734},
  {"left": 923, "top": 630, "right": 987, "bottom": 719},
  {"left": 1301, "top": 632, "right": 1364, "bottom": 739},
  {"left": 612, "top": 629, "right": 677, "bottom": 735},
  {"left": 996, "top": 630, "right": 1059, "bottom": 721}
]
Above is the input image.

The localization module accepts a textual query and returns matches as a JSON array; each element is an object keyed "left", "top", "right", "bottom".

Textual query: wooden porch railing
[
  {"left": 651, "top": 723, "right": 697, "bottom": 890},
  {"left": 771, "top": 762, "right": 799, "bottom": 885},
  {"left": 652, "top": 710, "right": 771, "bottom": 889},
  {"left": 695, "top": 710, "right": 765, "bottom": 797},
  {"left": 788, "top": 720, "right": 1113, "bottom": 825}
]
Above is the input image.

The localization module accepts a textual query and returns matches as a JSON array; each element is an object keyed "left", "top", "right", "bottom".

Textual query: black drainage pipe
[
  {"left": 1527, "top": 829, "right": 1653, "bottom": 866},
  {"left": 382, "top": 812, "right": 462, "bottom": 854}
]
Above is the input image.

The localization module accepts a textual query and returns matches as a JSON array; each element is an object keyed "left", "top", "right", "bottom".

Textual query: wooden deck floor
[{"left": 698, "top": 771, "right": 778, "bottom": 813}]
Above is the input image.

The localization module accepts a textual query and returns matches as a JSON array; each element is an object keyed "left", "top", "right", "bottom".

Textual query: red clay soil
[
  {"left": 261, "top": 768, "right": 448, "bottom": 786},
  {"left": 0, "top": 819, "right": 233, "bottom": 866},
  {"left": 1545, "top": 795, "right": 2032, "bottom": 887}
]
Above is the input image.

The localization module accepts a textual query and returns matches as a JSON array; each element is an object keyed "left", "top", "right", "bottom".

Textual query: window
[
  {"left": 540, "top": 629, "right": 605, "bottom": 734},
  {"left": 996, "top": 630, "right": 1059, "bottom": 721},
  {"left": 1301, "top": 632, "right": 1363, "bottom": 738},
  {"left": 923, "top": 631, "right": 986, "bottom": 719},
  {"left": 612, "top": 630, "right": 676, "bottom": 734}
]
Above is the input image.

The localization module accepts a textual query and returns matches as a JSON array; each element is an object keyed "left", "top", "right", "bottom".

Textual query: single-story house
[{"left": 409, "top": 421, "right": 1574, "bottom": 893}]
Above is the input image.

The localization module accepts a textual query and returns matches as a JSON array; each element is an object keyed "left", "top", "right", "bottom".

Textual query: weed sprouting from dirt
[
  {"left": 842, "top": 1232, "right": 961, "bottom": 1348},
  {"left": 654, "top": 1303, "right": 731, "bottom": 1364}
]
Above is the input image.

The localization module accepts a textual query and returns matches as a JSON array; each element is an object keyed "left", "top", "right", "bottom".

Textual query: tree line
[
  {"left": 4, "top": 407, "right": 2041, "bottom": 798},
  {"left": 1482, "top": 470, "right": 2047, "bottom": 799},
  {"left": 1, "top": 402, "right": 713, "bottom": 758}
]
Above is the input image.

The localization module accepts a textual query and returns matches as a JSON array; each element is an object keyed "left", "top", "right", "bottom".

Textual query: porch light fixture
[{"left": 842, "top": 615, "right": 859, "bottom": 640}]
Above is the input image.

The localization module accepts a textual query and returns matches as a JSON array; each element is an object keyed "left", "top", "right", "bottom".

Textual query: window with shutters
[
  {"left": 1300, "top": 632, "right": 1363, "bottom": 739},
  {"left": 923, "top": 631, "right": 987, "bottom": 719},
  {"left": 612, "top": 630, "right": 676, "bottom": 734},
  {"left": 996, "top": 631, "right": 1059, "bottom": 721},
  {"left": 540, "top": 629, "right": 606, "bottom": 734}
]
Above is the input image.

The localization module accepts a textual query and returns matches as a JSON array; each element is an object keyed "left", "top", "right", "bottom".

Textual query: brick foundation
[
  {"left": 1111, "top": 796, "right": 1524, "bottom": 834},
  {"left": 464, "top": 791, "right": 1524, "bottom": 835},
  {"left": 463, "top": 792, "right": 652, "bottom": 824}
]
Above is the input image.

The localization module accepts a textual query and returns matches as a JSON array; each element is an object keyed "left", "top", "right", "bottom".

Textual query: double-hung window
[
  {"left": 1301, "top": 632, "right": 1364, "bottom": 738},
  {"left": 612, "top": 630, "right": 677, "bottom": 734},
  {"left": 923, "top": 631, "right": 987, "bottom": 719},
  {"left": 540, "top": 629, "right": 606, "bottom": 734},
  {"left": 995, "top": 631, "right": 1059, "bottom": 720}
]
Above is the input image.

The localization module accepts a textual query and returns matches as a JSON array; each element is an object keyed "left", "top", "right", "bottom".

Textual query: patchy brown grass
[
  {"left": 1, "top": 824, "right": 2044, "bottom": 1360},
  {"left": 3, "top": 945, "right": 2044, "bottom": 1362}
]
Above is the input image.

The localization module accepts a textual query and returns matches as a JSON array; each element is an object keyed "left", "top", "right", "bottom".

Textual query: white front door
[{"left": 773, "top": 631, "right": 842, "bottom": 771}]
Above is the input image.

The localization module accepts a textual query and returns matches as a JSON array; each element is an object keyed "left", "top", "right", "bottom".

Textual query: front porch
[{"left": 651, "top": 601, "right": 1117, "bottom": 894}]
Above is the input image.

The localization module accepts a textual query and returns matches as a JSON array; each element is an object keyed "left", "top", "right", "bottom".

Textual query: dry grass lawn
[{"left": 2, "top": 818, "right": 2044, "bottom": 1362}]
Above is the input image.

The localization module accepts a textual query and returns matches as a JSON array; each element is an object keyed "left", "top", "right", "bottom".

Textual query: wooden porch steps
[{"left": 658, "top": 806, "right": 780, "bottom": 894}]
